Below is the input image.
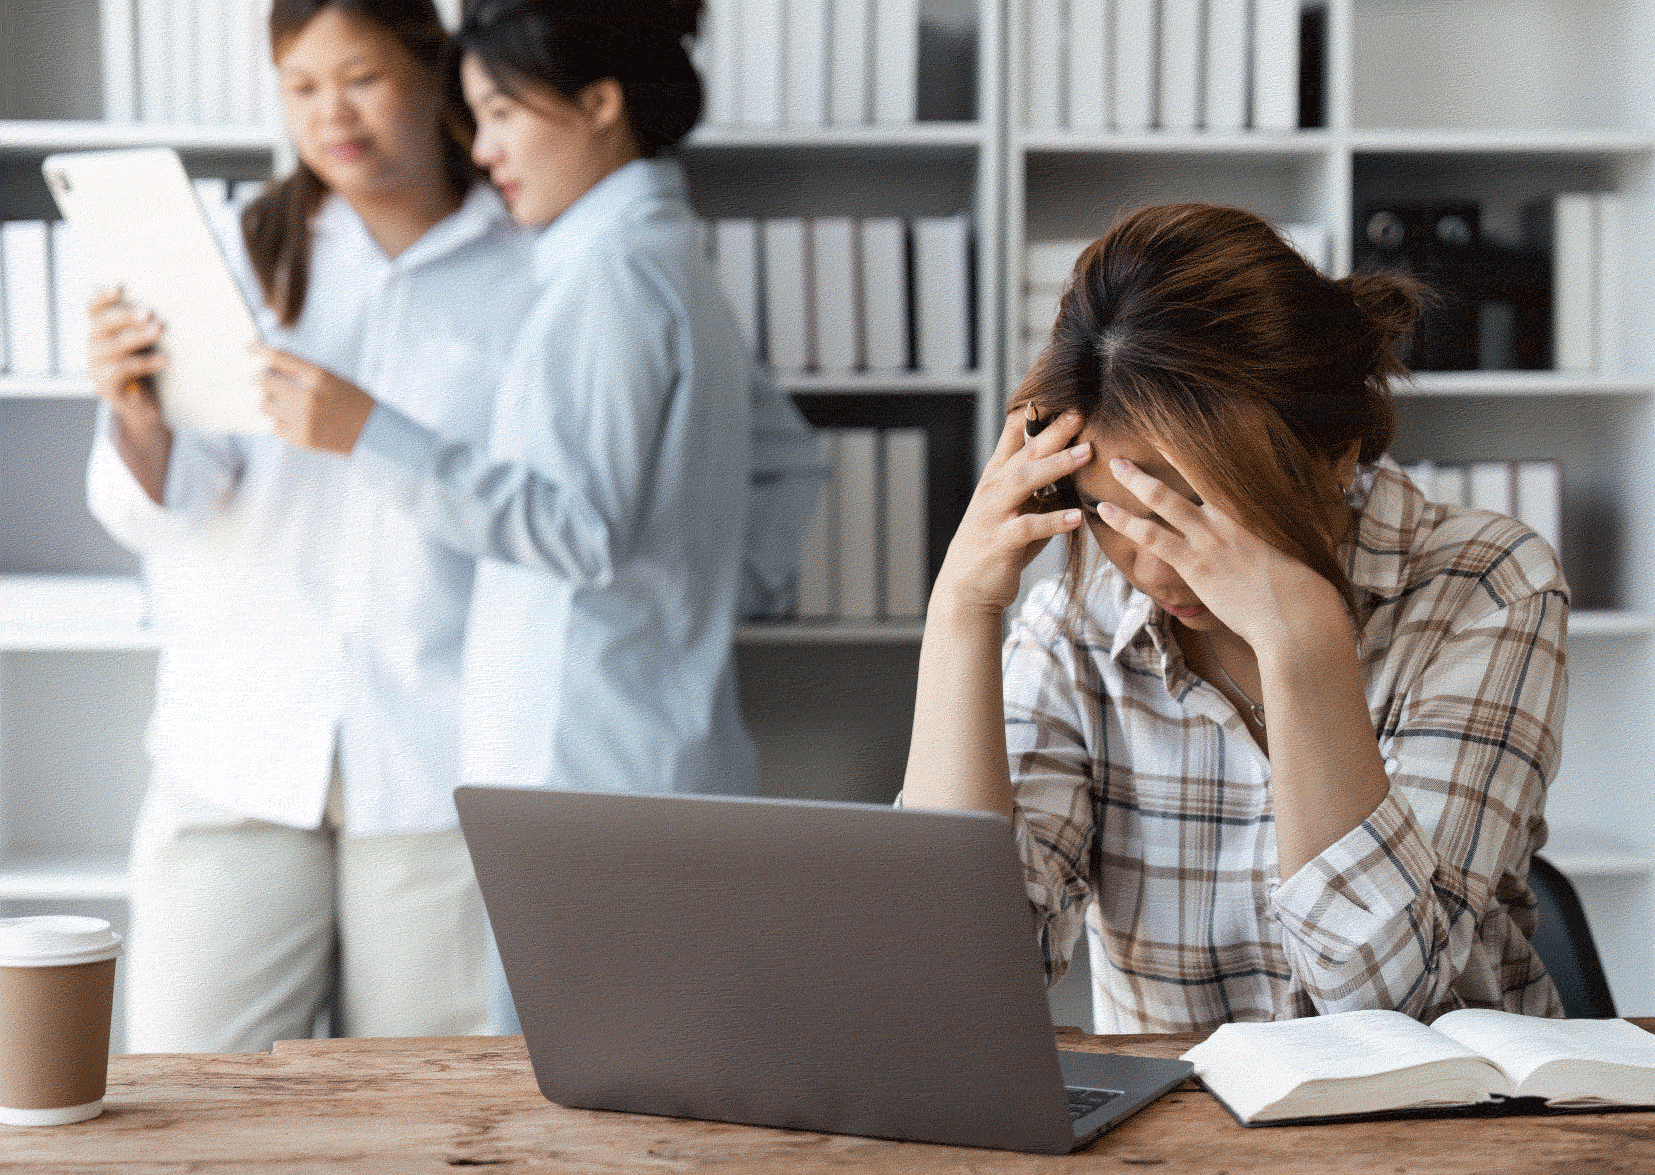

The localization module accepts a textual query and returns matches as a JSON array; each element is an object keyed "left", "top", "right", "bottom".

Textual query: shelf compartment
[
  {"left": 0, "top": 576, "right": 156, "bottom": 650},
  {"left": 1348, "top": 130, "right": 1655, "bottom": 158},
  {"left": 0, "top": 851, "right": 130, "bottom": 901},
  {"left": 1019, "top": 131, "right": 1335, "bottom": 157},
  {"left": 1544, "top": 831, "right": 1655, "bottom": 879},
  {"left": 737, "top": 619, "right": 925, "bottom": 646},
  {"left": 1399, "top": 373, "right": 1655, "bottom": 398},
  {"left": 778, "top": 373, "right": 982, "bottom": 395},
  {"left": 688, "top": 122, "right": 982, "bottom": 152},
  {"left": 0, "top": 376, "right": 94, "bottom": 399},
  {"left": 0, "top": 120, "right": 283, "bottom": 154}
]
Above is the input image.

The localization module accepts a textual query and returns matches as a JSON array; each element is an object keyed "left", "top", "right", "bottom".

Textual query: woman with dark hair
[
  {"left": 86, "top": 0, "right": 539, "bottom": 1051},
  {"left": 260, "top": 0, "right": 819, "bottom": 802},
  {"left": 902, "top": 204, "right": 1568, "bottom": 1030}
]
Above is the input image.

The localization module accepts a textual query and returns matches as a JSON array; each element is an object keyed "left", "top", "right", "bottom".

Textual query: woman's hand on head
[
  {"left": 928, "top": 409, "right": 1092, "bottom": 619},
  {"left": 1095, "top": 451, "right": 1348, "bottom": 651},
  {"left": 257, "top": 345, "right": 376, "bottom": 455},
  {"left": 87, "top": 286, "right": 170, "bottom": 444}
]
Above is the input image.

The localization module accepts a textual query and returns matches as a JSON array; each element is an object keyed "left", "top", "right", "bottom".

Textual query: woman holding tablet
[
  {"left": 260, "top": 0, "right": 802, "bottom": 802},
  {"left": 88, "top": 0, "right": 537, "bottom": 1052},
  {"left": 902, "top": 204, "right": 1568, "bottom": 1030}
]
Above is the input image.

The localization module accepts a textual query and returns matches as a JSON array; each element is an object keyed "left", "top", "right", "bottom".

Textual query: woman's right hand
[
  {"left": 88, "top": 286, "right": 170, "bottom": 445},
  {"left": 927, "top": 408, "right": 1092, "bottom": 618}
]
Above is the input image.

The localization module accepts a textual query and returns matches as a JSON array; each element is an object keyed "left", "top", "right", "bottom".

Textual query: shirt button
[{"left": 1385, "top": 757, "right": 1401, "bottom": 775}]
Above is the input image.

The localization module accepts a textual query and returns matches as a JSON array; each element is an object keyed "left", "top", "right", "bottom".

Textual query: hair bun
[
  {"left": 661, "top": 0, "right": 704, "bottom": 39},
  {"left": 1339, "top": 268, "right": 1428, "bottom": 366}
]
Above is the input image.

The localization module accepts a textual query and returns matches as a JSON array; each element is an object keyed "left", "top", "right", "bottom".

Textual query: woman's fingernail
[
  {"left": 1110, "top": 457, "right": 1133, "bottom": 474},
  {"left": 1064, "top": 509, "right": 1082, "bottom": 524},
  {"left": 1070, "top": 442, "right": 1090, "bottom": 457},
  {"left": 1096, "top": 502, "right": 1121, "bottom": 519}
]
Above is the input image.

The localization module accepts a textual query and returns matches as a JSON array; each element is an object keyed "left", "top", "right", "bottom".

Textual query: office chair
[{"left": 1527, "top": 854, "right": 1617, "bottom": 1019}]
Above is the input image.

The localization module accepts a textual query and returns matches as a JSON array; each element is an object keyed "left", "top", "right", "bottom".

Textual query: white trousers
[{"left": 124, "top": 774, "right": 492, "bottom": 1053}]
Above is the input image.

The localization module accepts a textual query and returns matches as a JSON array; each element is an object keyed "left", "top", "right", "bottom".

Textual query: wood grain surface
[{"left": 1, "top": 1024, "right": 1651, "bottom": 1173}]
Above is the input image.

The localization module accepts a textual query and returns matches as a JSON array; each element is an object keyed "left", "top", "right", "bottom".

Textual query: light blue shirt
[{"left": 355, "top": 157, "right": 822, "bottom": 796}]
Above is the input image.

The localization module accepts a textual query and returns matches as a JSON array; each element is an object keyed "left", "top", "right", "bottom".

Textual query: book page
[
  {"left": 1432, "top": 1009, "right": 1655, "bottom": 1105},
  {"left": 1183, "top": 1010, "right": 1508, "bottom": 1123}
]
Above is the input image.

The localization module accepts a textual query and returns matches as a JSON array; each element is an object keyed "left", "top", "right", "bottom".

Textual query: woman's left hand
[
  {"left": 256, "top": 345, "right": 376, "bottom": 455},
  {"left": 1095, "top": 451, "right": 1348, "bottom": 653}
]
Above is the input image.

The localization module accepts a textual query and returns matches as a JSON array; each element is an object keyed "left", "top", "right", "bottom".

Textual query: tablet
[{"left": 43, "top": 147, "right": 270, "bottom": 435}]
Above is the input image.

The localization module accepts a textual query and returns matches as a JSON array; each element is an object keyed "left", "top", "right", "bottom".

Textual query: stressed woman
[
  {"left": 903, "top": 204, "right": 1568, "bottom": 1031},
  {"left": 260, "top": 0, "right": 821, "bottom": 798}
]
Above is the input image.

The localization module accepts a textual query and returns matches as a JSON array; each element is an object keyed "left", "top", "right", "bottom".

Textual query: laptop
[{"left": 454, "top": 786, "right": 1192, "bottom": 1154}]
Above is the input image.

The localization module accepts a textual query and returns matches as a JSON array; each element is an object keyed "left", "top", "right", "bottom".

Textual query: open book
[{"left": 1182, "top": 1009, "right": 1655, "bottom": 1126}]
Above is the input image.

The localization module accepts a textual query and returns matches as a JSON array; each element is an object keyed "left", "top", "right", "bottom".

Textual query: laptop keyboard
[{"left": 1066, "top": 1086, "right": 1123, "bottom": 1120}]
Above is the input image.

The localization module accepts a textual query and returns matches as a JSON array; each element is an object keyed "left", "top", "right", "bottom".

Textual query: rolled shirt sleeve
[{"left": 1269, "top": 568, "right": 1567, "bottom": 1019}]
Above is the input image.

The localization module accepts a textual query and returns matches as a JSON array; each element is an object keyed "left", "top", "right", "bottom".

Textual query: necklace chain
[{"left": 1202, "top": 632, "right": 1265, "bottom": 728}]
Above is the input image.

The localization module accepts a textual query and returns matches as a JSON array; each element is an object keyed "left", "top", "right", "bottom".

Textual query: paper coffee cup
[{"left": 0, "top": 916, "right": 122, "bottom": 1126}]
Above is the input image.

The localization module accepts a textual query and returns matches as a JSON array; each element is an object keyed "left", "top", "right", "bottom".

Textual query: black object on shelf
[
  {"left": 1299, "top": 4, "right": 1328, "bottom": 129},
  {"left": 790, "top": 392, "right": 975, "bottom": 588},
  {"left": 1352, "top": 203, "right": 1549, "bottom": 371}
]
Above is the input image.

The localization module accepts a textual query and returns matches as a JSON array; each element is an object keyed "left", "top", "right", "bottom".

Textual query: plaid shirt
[{"left": 1005, "top": 457, "right": 1568, "bottom": 1031}]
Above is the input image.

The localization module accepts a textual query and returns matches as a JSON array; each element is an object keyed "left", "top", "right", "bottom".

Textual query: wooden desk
[{"left": 5, "top": 1025, "right": 1655, "bottom": 1173}]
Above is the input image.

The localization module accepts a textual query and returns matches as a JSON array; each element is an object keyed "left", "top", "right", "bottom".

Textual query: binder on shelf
[
  {"left": 871, "top": 0, "right": 920, "bottom": 124},
  {"left": 1025, "top": 238, "right": 1091, "bottom": 287},
  {"left": 762, "top": 219, "right": 812, "bottom": 372},
  {"left": 2, "top": 221, "right": 54, "bottom": 378},
  {"left": 784, "top": 0, "right": 831, "bottom": 127},
  {"left": 1595, "top": 195, "right": 1624, "bottom": 373},
  {"left": 165, "top": 0, "right": 194, "bottom": 124},
  {"left": 797, "top": 433, "right": 840, "bottom": 618},
  {"left": 713, "top": 219, "right": 762, "bottom": 350},
  {"left": 883, "top": 428, "right": 929, "bottom": 618},
  {"left": 836, "top": 428, "right": 881, "bottom": 620},
  {"left": 1468, "top": 462, "right": 1515, "bottom": 517},
  {"left": 1158, "top": 0, "right": 1203, "bottom": 132},
  {"left": 1252, "top": 0, "right": 1299, "bottom": 131},
  {"left": 860, "top": 218, "right": 910, "bottom": 373},
  {"left": 1433, "top": 464, "right": 1467, "bottom": 508},
  {"left": 100, "top": 0, "right": 139, "bottom": 122},
  {"left": 1539, "top": 194, "right": 1598, "bottom": 372},
  {"left": 1204, "top": 0, "right": 1250, "bottom": 132},
  {"left": 196, "top": 0, "right": 227, "bottom": 125},
  {"left": 738, "top": 0, "right": 786, "bottom": 126},
  {"left": 1112, "top": 0, "right": 1156, "bottom": 131},
  {"left": 1515, "top": 461, "right": 1563, "bottom": 559},
  {"left": 225, "top": 0, "right": 260, "bottom": 126},
  {"left": 50, "top": 221, "right": 93, "bottom": 378},
  {"left": 829, "top": 0, "right": 873, "bottom": 125},
  {"left": 702, "top": 0, "right": 739, "bottom": 125},
  {"left": 1066, "top": 0, "right": 1112, "bottom": 133},
  {"left": 812, "top": 218, "right": 861, "bottom": 375},
  {"left": 1276, "top": 222, "right": 1330, "bottom": 273},
  {"left": 1025, "top": 0, "right": 1068, "bottom": 131},
  {"left": 913, "top": 215, "right": 972, "bottom": 374}
]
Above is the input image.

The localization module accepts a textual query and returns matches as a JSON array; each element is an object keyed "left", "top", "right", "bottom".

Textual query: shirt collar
[
  {"left": 310, "top": 182, "right": 516, "bottom": 272},
  {"left": 1341, "top": 454, "right": 1427, "bottom": 615},
  {"left": 531, "top": 156, "right": 688, "bottom": 280}
]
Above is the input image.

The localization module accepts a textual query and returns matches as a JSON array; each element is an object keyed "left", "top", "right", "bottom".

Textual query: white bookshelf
[
  {"left": 5, "top": 0, "right": 1655, "bottom": 1045},
  {"left": 1005, "top": 0, "right": 1655, "bottom": 1020}
]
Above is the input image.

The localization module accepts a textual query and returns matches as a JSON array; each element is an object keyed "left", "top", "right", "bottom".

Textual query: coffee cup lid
[{"left": 0, "top": 916, "right": 123, "bottom": 967}]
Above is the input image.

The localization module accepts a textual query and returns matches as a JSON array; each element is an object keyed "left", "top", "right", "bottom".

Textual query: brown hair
[
  {"left": 1014, "top": 203, "right": 1424, "bottom": 615},
  {"left": 241, "top": 0, "right": 480, "bottom": 327}
]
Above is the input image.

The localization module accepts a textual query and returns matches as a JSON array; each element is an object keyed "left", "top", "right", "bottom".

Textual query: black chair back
[{"left": 1527, "top": 854, "right": 1617, "bottom": 1019}]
